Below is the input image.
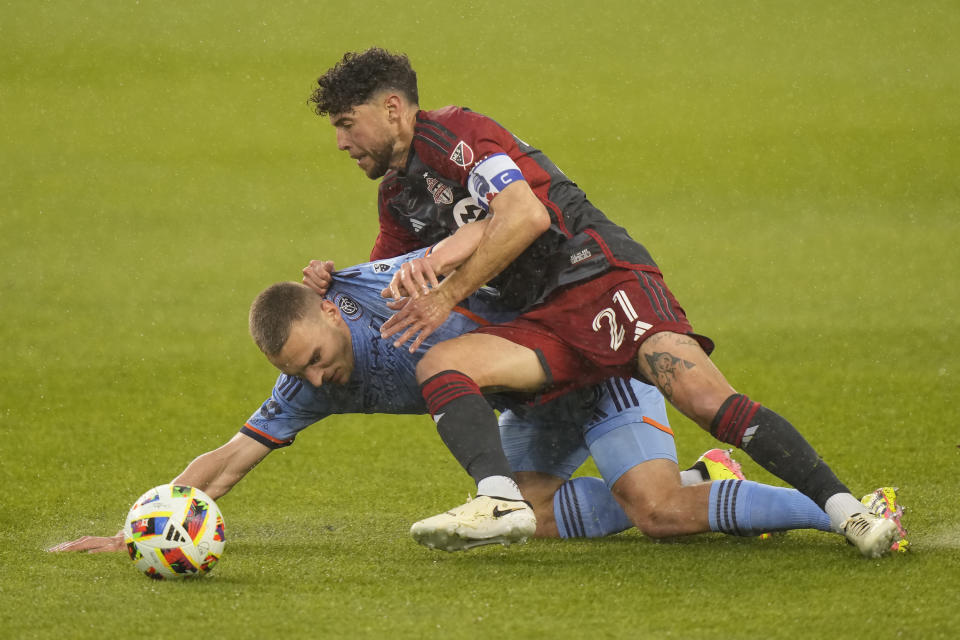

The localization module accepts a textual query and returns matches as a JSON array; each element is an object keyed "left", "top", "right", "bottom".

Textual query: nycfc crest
[{"left": 335, "top": 294, "right": 362, "bottom": 320}]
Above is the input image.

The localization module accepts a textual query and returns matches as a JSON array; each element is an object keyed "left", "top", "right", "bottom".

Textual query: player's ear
[
  {"left": 384, "top": 93, "right": 402, "bottom": 121},
  {"left": 319, "top": 299, "right": 341, "bottom": 322}
]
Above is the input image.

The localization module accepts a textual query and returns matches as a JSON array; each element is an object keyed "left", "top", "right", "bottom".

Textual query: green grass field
[{"left": 2, "top": 1, "right": 959, "bottom": 637}]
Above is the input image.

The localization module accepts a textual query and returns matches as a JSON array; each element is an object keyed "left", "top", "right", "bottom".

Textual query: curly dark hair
[{"left": 309, "top": 47, "right": 419, "bottom": 116}]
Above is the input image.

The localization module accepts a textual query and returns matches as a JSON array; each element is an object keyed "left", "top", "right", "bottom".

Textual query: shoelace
[{"left": 844, "top": 514, "right": 873, "bottom": 535}]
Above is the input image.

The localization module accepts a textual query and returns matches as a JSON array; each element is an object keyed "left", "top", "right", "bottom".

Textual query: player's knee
[
  {"left": 627, "top": 504, "right": 679, "bottom": 539},
  {"left": 415, "top": 343, "right": 453, "bottom": 382},
  {"left": 613, "top": 487, "right": 680, "bottom": 538},
  {"left": 686, "top": 394, "right": 729, "bottom": 431},
  {"left": 664, "top": 383, "right": 732, "bottom": 431}
]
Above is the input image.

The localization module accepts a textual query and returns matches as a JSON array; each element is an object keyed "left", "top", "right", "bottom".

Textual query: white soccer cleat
[
  {"left": 410, "top": 495, "right": 536, "bottom": 552},
  {"left": 840, "top": 511, "right": 900, "bottom": 558}
]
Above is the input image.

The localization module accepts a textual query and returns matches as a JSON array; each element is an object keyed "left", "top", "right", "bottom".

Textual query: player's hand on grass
[
  {"left": 380, "top": 286, "right": 455, "bottom": 353},
  {"left": 381, "top": 257, "right": 440, "bottom": 301},
  {"left": 48, "top": 532, "right": 124, "bottom": 553},
  {"left": 302, "top": 260, "right": 335, "bottom": 295}
]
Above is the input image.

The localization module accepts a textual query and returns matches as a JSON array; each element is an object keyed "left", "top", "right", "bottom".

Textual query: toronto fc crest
[{"left": 424, "top": 175, "right": 455, "bottom": 205}]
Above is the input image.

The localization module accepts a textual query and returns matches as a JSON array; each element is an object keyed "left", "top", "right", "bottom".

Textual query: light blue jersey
[
  {"left": 241, "top": 249, "right": 510, "bottom": 448},
  {"left": 240, "top": 248, "right": 679, "bottom": 499}
]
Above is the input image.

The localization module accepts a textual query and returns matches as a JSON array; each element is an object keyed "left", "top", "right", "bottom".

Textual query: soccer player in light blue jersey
[
  {"left": 50, "top": 229, "right": 846, "bottom": 554},
  {"left": 256, "top": 228, "right": 841, "bottom": 547}
]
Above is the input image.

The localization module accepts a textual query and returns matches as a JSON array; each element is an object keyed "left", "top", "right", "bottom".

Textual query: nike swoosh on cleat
[{"left": 492, "top": 506, "right": 525, "bottom": 518}]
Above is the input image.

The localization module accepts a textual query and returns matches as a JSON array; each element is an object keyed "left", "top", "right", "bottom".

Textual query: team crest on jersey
[
  {"left": 372, "top": 263, "right": 390, "bottom": 273},
  {"left": 424, "top": 175, "right": 454, "bottom": 205},
  {"left": 450, "top": 141, "right": 475, "bottom": 168},
  {"left": 260, "top": 399, "right": 283, "bottom": 419},
  {"left": 335, "top": 293, "right": 362, "bottom": 320},
  {"left": 452, "top": 197, "right": 489, "bottom": 228}
]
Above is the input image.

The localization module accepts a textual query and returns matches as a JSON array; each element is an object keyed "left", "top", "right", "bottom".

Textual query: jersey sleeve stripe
[
  {"left": 413, "top": 133, "right": 452, "bottom": 156},
  {"left": 277, "top": 376, "right": 303, "bottom": 400},
  {"left": 417, "top": 125, "right": 456, "bottom": 147},
  {"left": 241, "top": 423, "right": 293, "bottom": 449},
  {"left": 416, "top": 115, "right": 458, "bottom": 142}
]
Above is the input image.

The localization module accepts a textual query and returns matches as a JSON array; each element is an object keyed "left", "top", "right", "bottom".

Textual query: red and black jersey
[{"left": 372, "top": 106, "right": 658, "bottom": 311}]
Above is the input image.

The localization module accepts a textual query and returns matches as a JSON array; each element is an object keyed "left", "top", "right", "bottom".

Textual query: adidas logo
[
  {"left": 634, "top": 320, "right": 652, "bottom": 341},
  {"left": 164, "top": 524, "right": 186, "bottom": 543}
]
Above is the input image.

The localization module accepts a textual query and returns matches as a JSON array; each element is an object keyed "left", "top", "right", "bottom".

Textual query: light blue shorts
[{"left": 499, "top": 378, "right": 677, "bottom": 487}]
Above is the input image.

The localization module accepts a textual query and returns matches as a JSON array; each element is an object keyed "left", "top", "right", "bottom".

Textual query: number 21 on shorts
[{"left": 592, "top": 290, "right": 652, "bottom": 351}]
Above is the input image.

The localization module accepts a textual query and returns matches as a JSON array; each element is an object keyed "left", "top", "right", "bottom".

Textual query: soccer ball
[{"left": 123, "top": 484, "right": 226, "bottom": 580}]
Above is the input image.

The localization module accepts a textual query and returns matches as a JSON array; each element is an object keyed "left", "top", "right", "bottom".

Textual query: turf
[{"left": 2, "top": 1, "right": 958, "bottom": 638}]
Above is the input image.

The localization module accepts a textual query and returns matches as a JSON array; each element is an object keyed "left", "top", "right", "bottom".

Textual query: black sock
[
  {"left": 711, "top": 394, "right": 849, "bottom": 509},
  {"left": 420, "top": 370, "right": 514, "bottom": 484},
  {"left": 688, "top": 460, "right": 710, "bottom": 482}
]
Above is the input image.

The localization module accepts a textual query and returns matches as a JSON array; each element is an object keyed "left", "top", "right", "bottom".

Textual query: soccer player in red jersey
[{"left": 307, "top": 48, "right": 899, "bottom": 557}]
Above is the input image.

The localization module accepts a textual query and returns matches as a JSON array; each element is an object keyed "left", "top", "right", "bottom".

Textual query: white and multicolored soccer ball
[{"left": 123, "top": 484, "right": 225, "bottom": 580}]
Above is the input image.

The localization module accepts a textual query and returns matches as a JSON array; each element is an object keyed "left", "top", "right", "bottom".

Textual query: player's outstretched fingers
[
  {"left": 380, "top": 306, "right": 413, "bottom": 340},
  {"left": 48, "top": 535, "right": 114, "bottom": 553},
  {"left": 87, "top": 537, "right": 124, "bottom": 553},
  {"left": 47, "top": 537, "right": 88, "bottom": 552}
]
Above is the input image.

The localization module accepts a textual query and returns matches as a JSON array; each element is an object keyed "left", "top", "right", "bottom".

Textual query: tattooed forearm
[{"left": 643, "top": 351, "right": 696, "bottom": 400}]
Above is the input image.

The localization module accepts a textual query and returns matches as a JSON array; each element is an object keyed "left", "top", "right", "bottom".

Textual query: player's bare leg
[
  {"left": 634, "top": 332, "right": 734, "bottom": 427},
  {"left": 515, "top": 472, "right": 564, "bottom": 537},
  {"left": 609, "top": 459, "right": 710, "bottom": 537},
  {"left": 418, "top": 331, "right": 549, "bottom": 392},
  {"left": 516, "top": 464, "right": 710, "bottom": 540},
  {"left": 635, "top": 330, "right": 899, "bottom": 557},
  {"left": 522, "top": 456, "right": 836, "bottom": 541}
]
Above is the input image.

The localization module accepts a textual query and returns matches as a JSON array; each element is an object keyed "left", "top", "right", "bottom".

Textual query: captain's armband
[{"left": 468, "top": 153, "right": 526, "bottom": 212}]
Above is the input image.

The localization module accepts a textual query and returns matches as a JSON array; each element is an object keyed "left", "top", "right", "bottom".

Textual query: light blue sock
[
  {"left": 553, "top": 476, "right": 633, "bottom": 538},
  {"left": 708, "top": 479, "right": 833, "bottom": 535}
]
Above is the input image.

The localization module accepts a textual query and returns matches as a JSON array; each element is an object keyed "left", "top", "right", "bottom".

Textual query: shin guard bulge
[
  {"left": 710, "top": 394, "right": 849, "bottom": 509},
  {"left": 420, "top": 370, "right": 515, "bottom": 484}
]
